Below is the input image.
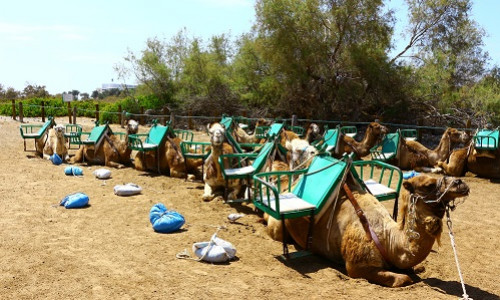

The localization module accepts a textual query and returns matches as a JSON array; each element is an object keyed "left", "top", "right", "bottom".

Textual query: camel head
[
  {"left": 127, "top": 119, "right": 139, "bottom": 135},
  {"left": 445, "top": 128, "right": 470, "bottom": 145},
  {"left": 53, "top": 124, "right": 65, "bottom": 138},
  {"left": 285, "top": 138, "right": 318, "bottom": 169},
  {"left": 207, "top": 122, "right": 226, "bottom": 146},
  {"left": 366, "top": 122, "right": 389, "bottom": 138},
  {"left": 403, "top": 175, "right": 469, "bottom": 216},
  {"left": 308, "top": 123, "right": 321, "bottom": 138}
]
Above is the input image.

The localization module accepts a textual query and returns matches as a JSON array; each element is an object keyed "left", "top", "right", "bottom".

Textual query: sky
[{"left": 0, "top": 0, "right": 499, "bottom": 96}]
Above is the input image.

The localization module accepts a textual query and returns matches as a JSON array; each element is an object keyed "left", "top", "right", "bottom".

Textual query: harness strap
[{"left": 343, "top": 183, "right": 391, "bottom": 265}]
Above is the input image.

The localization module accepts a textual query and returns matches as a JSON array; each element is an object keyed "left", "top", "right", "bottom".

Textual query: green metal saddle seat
[
  {"left": 19, "top": 117, "right": 55, "bottom": 151},
  {"left": 474, "top": 129, "right": 499, "bottom": 150},
  {"left": 370, "top": 130, "right": 401, "bottom": 162},
  {"left": 314, "top": 126, "right": 340, "bottom": 153},
  {"left": 219, "top": 140, "right": 277, "bottom": 202},
  {"left": 340, "top": 125, "right": 357, "bottom": 138},
  {"left": 128, "top": 122, "right": 174, "bottom": 173},
  {"left": 253, "top": 154, "right": 349, "bottom": 258},
  {"left": 401, "top": 129, "right": 418, "bottom": 141}
]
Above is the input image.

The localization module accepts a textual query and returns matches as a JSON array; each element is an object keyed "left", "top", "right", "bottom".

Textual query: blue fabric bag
[
  {"left": 64, "top": 166, "right": 83, "bottom": 176},
  {"left": 50, "top": 154, "right": 62, "bottom": 165},
  {"left": 60, "top": 192, "right": 89, "bottom": 208},
  {"left": 149, "top": 203, "right": 185, "bottom": 233}
]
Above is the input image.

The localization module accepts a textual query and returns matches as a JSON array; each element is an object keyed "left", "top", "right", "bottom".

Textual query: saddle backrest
[{"left": 292, "top": 155, "right": 347, "bottom": 214}]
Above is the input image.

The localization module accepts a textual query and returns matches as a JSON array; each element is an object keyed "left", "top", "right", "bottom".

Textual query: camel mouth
[{"left": 434, "top": 177, "right": 470, "bottom": 203}]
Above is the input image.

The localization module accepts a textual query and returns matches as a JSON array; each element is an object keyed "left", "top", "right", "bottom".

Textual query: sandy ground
[{"left": 0, "top": 116, "right": 499, "bottom": 300}]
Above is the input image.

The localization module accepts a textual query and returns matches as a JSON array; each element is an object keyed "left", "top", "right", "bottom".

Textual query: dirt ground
[{"left": 1, "top": 116, "right": 498, "bottom": 300}]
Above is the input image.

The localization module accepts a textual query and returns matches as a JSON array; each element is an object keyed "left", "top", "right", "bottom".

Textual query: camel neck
[
  {"left": 387, "top": 194, "right": 440, "bottom": 269},
  {"left": 434, "top": 132, "right": 451, "bottom": 157}
]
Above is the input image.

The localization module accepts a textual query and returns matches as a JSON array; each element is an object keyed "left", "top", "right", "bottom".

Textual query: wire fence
[{"left": 6, "top": 99, "right": 474, "bottom": 147}]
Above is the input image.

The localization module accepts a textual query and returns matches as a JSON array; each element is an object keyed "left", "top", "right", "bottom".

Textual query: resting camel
[
  {"left": 396, "top": 128, "right": 470, "bottom": 170},
  {"left": 304, "top": 123, "right": 321, "bottom": 144},
  {"left": 337, "top": 122, "right": 388, "bottom": 158},
  {"left": 43, "top": 124, "right": 69, "bottom": 162},
  {"left": 202, "top": 122, "right": 240, "bottom": 201},
  {"left": 164, "top": 136, "right": 204, "bottom": 179},
  {"left": 437, "top": 140, "right": 500, "bottom": 178},
  {"left": 264, "top": 174, "right": 469, "bottom": 287},
  {"left": 285, "top": 137, "right": 318, "bottom": 169},
  {"left": 72, "top": 120, "right": 139, "bottom": 168}
]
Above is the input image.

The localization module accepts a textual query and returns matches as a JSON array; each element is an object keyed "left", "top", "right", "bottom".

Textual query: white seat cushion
[
  {"left": 364, "top": 179, "right": 396, "bottom": 196},
  {"left": 258, "top": 192, "right": 316, "bottom": 213},
  {"left": 373, "top": 152, "right": 394, "bottom": 160},
  {"left": 224, "top": 165, "right": 256, "bottom": 176},
  {"left": 140, "top": 142, "right": 158, "bottom": 150},
  {"left": 23, "top": 133, "right": 41, "bottom": 138}
]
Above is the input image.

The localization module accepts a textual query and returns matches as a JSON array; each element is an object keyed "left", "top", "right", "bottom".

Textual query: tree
[
  {"left": 23, "top": 84, "right": 50, "bottom": 98},
  {"left": 249, "top": 0, "right": 397, "bottom": 120},
  {"left": 80, "top": 93, "right": 89, "bottom": 100},
  {"left": 391, "top": 0, "right": 489, "bottom": 125}
]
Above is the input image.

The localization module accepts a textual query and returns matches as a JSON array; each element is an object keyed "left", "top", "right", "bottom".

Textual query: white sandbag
[
  {"left": 114, "top": 183, "right": 142, "bottom": 196},
  {"left": 192, "top": 234, "right": 236, "bottom": 263},
  {"left": 93, "top": 168, "right": 111, "bottom": 179}
]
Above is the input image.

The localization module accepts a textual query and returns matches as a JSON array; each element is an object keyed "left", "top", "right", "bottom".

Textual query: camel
[
  {"left": 285, "top": 137, "right": 319, "bottom": 169},
  {"left": 264, "top": 174, "right": 469, "bottom": 287},
  {"left": 437, "top": 140, "right": 500, "bottom": 178},
  {"left": 233, "top": 118, "right": 271, "bottom": 144},
  {"left": 202, "top": 122, "right": 240, "bottom": 201},
  {"left": 337, "top": 122, "right": 388, "bottom": 158},
  {"left": 43, "top": 124, "right": 69, "bottom": 162},
  {"left": 164, "top": 136, "right": 204, "bottom": 179},
  {"left": 396, "top": 128, "right": 470, "bottom": 170},
  {"left": 304, "top": 123, "right": 322, "bottom": 144},
  {"left": 72, "top": 120, "right": 139, "bottom": 168}
]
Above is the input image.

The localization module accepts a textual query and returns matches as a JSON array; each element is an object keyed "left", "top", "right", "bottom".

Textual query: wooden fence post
[
  {"left": 170, "top": 112, "right": 175, "bottom": 127},
  {"left": 41, "top": 101, "right": 45, "bottom": 122},
  {"left": 19, "top": 102, "right": 23, "bottom": 123},
  {"left": 73, "top": 107, "right": 77, "bottom": 124},
  {"left": 118, "top": 105, "right": 122, "bottom": 127},
  {"left": 162, "top": 107, "right": 168, "bottom": 125},
  {"left": 95, "top": 104, "right": 99, "bottom": 121},
  {"left": 67, "top": 102, "right": 72, "bottom": 124},
  {"left": 140, "top": 106, "right": 145, "bottom": 125},
  {"left": 121, "top": 110, "right": 126, "bottom": 128},
  {"left": 11, "top": 100, "right": 16, "bottom": 120},
  {"left": 188, "top": 108, "right": 193, "bottom": 129}
]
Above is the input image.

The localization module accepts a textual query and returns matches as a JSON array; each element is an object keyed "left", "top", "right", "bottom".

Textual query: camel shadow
[
  {"left": 275, "top": 253, "right": 347, "bottom": 279},
  {"left": 424, "top": 278, "right": 499, "bottom": 300}
]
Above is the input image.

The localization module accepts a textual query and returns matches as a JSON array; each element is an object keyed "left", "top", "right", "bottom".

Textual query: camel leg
[
  {"left": 71, "top": 147, "right": 84, "bottom": 164},
  {"left": 202, "top": 182, "right": 215, "bottom": 202},
  {"left": 106, "top": 160, "right": 125, "bottom": 169},
  {"left": 345, "top": 262, "right": 413, "bottom": 287}
]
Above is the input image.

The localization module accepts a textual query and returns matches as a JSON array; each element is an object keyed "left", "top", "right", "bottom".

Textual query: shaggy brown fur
[{"left": 264, "top": 174, "right": 469, "bottom": 287}]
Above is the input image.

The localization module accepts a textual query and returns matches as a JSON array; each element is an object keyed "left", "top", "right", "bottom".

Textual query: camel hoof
[
  {"left": 431, "top": 167, "right": 443, "bottom": 173},
  {"left": 187, "top": 174, "right": 196, "bottom": 181},
  {"left": 202, "top": 195, "right": 215, "bottom": 202},
  {"left": 392, "top": 275, "right": 413, "bottom": 287},
  {"left": 413, "top": 265, "right": 425, "bottom": 274}
]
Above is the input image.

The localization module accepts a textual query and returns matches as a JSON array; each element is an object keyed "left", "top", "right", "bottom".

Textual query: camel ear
[{"left": 403, "top": 181, "right": 415, "bottom": 193}]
